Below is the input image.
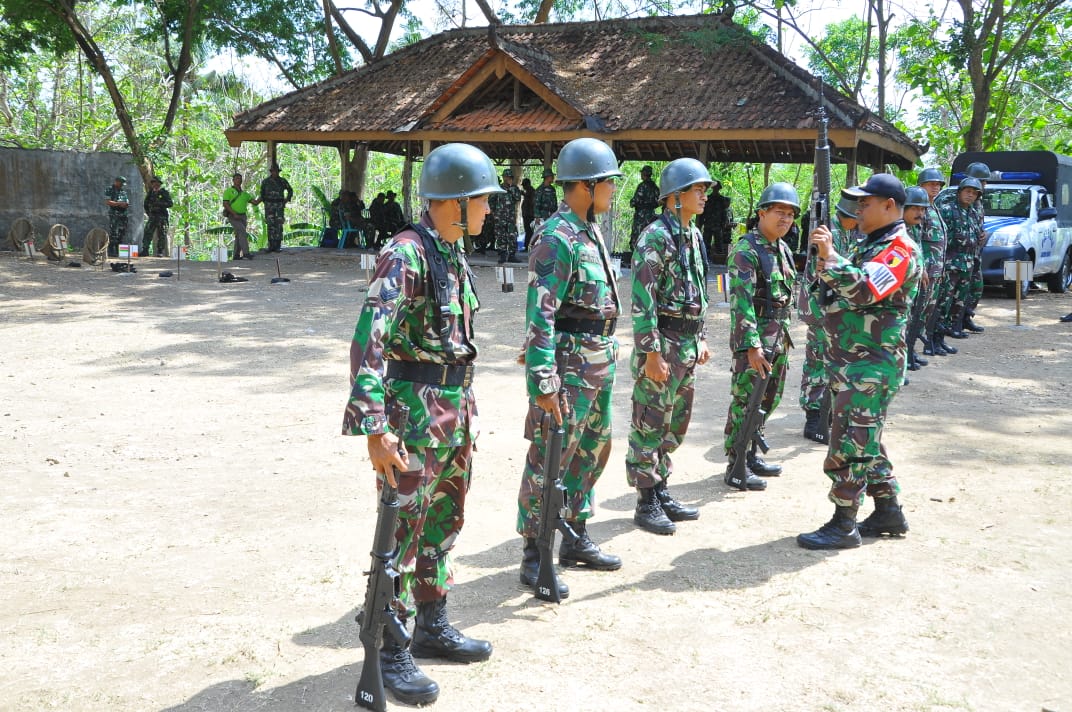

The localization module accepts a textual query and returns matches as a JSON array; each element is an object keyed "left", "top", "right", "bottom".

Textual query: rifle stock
[
  {"left": 534, "top": 405, "right": 575, "bottom": 603},
  {"left": 814, "top": 388, "right": 832, "bottom": 446},
  {"left": 356, "top": 405, "right": 411, "bottom": 712}
]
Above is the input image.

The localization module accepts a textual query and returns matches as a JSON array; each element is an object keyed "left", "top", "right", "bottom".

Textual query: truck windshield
[{"left": 983, "top": 188, "right": 1032, "bottom": 218}]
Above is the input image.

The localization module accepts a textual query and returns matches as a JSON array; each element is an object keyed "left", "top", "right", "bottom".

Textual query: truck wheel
[
  {"left": 1003, "top": 278, "right": 1031, "bottom": 299},
  {"left": 1046, "top": 250, "right": 1071, "bottom": 294}
]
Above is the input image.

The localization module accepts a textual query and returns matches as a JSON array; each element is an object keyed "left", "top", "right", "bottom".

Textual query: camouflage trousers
[
  {"left": 907, "top": 278, "right": 936, "bottom": 346},
  {"left": 723, "top": 349, "right": 788, "bottom": 454},
  {"left": 966, "top": 251, "right": 983, "bottom": 312},
  {"left": 823, "top": 373, "right": 901, "bottom": 507},
  {"left": 494, "top": 225, "right": 518, "bottom": 255},
  {"left": 937, "top": 266, "right": 971, "bottom": 331},
  {"left": 383, "top": 442, "right": 473, "bottom": 612},
  {"left": 625, "top": 351, "right": 696, "bottom": 489},
  {"left": 517, "top": 383, "right": 612, "bottom": 538},
  {"left": 798, "top": 325, "right": 828, "bottom": 412},
  {"left": 108, "top": 212, "right": 128, "bottom": 256},
  {"left": 142, "top": 216, "right": 169, "bottom": 256},
  {"left": 264, "top": 202, "right": 285, "bottom": 250}
]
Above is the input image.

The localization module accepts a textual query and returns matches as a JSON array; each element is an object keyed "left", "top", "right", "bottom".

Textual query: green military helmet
[
  {"left": 658, "top": 158, "right": 713, "bottom": 200},
  {"left": 834, "top": 194, "right": 858, "bottom": 218},
  {"left": 904, "top": 186, "right": 930, "bottom": 208},
  {"left": 957, "top": 176, "right": 983, "bottom": 194},
  {"left": 554, "top": 138, "right": 623, "bottom": 182},
  {"left": 917, "top": 168, "right": 945, "bottom": 186},
  {"left": 758, "top": 182, "right": 801, "bottom": 214},
  {"left": 419, "top": 143, "right": 505, "bottom": 200},
  {"left": 965, "top": 162, "right": 991, "bottom": 181}
]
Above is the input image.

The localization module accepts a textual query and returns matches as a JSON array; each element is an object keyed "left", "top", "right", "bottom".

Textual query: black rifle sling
[
  {"left": 409, "top": 222, "right": 470, "bottom": 361},
  {"left": 744, "top": 232, "right": 776, "bottom": 315},
  {"left": 659, "top": 211, "right": 709, "bottom": 306}
]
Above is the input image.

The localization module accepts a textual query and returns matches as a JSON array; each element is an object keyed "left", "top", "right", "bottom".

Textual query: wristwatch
[{"left": 537, "top": 378, "right": 558, "bottom": 395}]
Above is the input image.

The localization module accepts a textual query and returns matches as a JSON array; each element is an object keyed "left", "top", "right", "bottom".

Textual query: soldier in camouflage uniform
[
  {"left": 723, "top": 182, "right": 799, "bottom": 491},
  {"left": 627, "top": 158, "right": 712, "bottom": 536},
  {"left": 961, "top": 161, "right": 990, "bottom": 334},
  {"left": 903, "top": 185, "right": 944, "bottom": 371},
  {"left": 916, "top": 169, "right": 951, "bottom": 358},
  {"left": 936, "top": 178, "right": 984, "bottom": 344},
  {"left": 490, "top": 169, "right": 523, "bottom": 264},
  {"left": 621, "top": 165, "right": 659, "bottom": 268},
  {"left": 142, "top": 176, "right": 173, "bottom": 257},
  {"left": 697, "top": 180, "right": 735, "bottom": 262},
  {"left": 342, "top": 143, "right": 503, "bottom": 707},
  {"left": 533, "top": 168, "right": 558, "bottom": 242},
  {"left": 517, "top": 137, "right": 623, "bottom": 597},
  {"left": 798, "top": 174, "right": 921, "bottom": 550},
  {"left": 104, "top": 175, "right": 130, "bottom": 258},
  {"left": 799, "top": 195, "right": 859, "bottom": 442},
  {"left": 257, "top": 164, "right": 293, "bottom": 253}
]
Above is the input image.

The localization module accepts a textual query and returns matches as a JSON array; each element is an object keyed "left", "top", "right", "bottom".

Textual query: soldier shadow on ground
[{"left": 158, "top": 663, "right": 366, "bottom": 712}]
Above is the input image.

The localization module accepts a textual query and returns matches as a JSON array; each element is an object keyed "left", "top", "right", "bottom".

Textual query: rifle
[
  {"left": 356, "top": 405, "right": 411, "bottom": 712},
  {"left": 533, "top": 398, "right": 577, "bottom": 603},
  {"left": 804, "top": 91, "right": 835, "bottom": 308},
  {"left": 724, "top": 352, "right": 772, "bottom": 490},
  {"left": 814, "top": 388, "right": 832, "bottom": 446}
]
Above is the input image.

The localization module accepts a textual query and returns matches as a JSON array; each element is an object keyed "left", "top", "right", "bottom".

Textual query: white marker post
[
  {"left": 1004, "top": 259, "right": 1034, "bottom": 327},
  {"left": 497, "top": 266, "right": 515, "bottom": 293},
  {"left": 359, "top": 253, "right": 376, "bottom": 292}
]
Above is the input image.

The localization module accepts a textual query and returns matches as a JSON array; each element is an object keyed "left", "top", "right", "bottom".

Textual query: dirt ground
[{"left": 2, "top": 247, "right": 1071, "bottom": 712}]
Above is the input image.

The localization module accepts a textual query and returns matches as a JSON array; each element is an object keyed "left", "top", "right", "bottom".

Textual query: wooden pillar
[
  {"left": 266, "top": 140, "right": 276, "bottom": 167},
  {"left": 402, "top": 145, "right": 414, "bottom": 223}
]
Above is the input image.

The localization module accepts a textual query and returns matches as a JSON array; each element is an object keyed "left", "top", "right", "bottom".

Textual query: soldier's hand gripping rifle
[
  {"left": 534, "top": 395, "right": 577, "bottom": 603},
  {"left": 356, "top": 405, "right": 411, "bottom": 712},
  {"left": 725, "top": 352, "right": 773, "bottom": 490}
]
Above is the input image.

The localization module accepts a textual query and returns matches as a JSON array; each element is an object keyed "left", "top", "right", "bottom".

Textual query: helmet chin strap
[
  {"left": 585, "top": 180, "right": 597, "bottom": 223},
  {"left": 452, "top": 196, "right": 470, "bottom": 240}
]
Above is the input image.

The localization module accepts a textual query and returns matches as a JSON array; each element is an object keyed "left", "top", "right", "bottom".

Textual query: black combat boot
[
  {"left": 935, "top": 330, "right": 957, "bottom": 354},
  {"left": 654, "top": 480, "right": 700, "bottom": 522},
  {"left": 634, "top": 487, "right": 676, "bottom": 535},
  {"left": 802, "top": 409, "right": 828, "bottom": 444},
  {"left": 796, "top": 505, "right": 862, "bottom": 550},
  {"left": 922, "top": 334, "right": 937, "bottom": 356},
  {"left": 724, "top": 453, "right": 767, "bottom": 491},
  {"left": 507, "top": 252, "right": 522, "bottom": 263},
  {"left": 948, "top": 309, "right": 968, "bottom": 339},
  {"left": 519, "top": 538, "right": 569, "bottom": 599},
  {"left": 963, "top": 314, "right": 985, "bottom": 333},
  {"left": 497, "top": 250, "right": 508, "bottom": 264},
  {"left": 907, "top": 350, "right": 920, "bottom": 371},
  {"left": 746, "top": 441, "right": 782, "bottom": 476},
  {"left": 380, "top": 637, "right": 440, "bottom": 706},
  {"left": 857, "top": 497, "right": 910, "bottom": 537},
  {"left": 558, "top": 521, "right": 622, "bottom": 570},
  {"left": 411, "top": 596, "right": 493, "bottom": 663}
]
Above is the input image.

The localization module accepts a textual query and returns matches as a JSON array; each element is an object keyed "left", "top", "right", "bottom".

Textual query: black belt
[
  {"left": 657, "top": 315, "right": 703, "bottom": 335},
  {"left": 555, "top": 317, "right": 617, "bottom": 337},
  {"left": 386, "top": 361, "right": 474, "bottom": 387}
]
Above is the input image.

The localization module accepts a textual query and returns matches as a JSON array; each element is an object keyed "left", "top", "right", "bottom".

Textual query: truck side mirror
[{"left": 1039, "top": 206, "right": 1057, "bottom": 220}]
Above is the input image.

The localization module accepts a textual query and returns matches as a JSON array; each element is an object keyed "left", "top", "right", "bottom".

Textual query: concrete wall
[{"left": 0, "top": 147, "right": 144, "bottom": 248}]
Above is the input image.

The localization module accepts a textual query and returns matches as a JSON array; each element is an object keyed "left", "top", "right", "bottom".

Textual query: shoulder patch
[{"left": 864, "top": 234, "right": 913, "bottom": 300}]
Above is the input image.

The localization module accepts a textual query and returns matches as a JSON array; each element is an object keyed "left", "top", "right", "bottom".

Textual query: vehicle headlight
[{"left": 987, "top": 229, "right": 1019, "bottom": 248}]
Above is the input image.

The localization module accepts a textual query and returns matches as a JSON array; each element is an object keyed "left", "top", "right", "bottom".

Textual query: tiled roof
[{"left": 227, "top": 14, "right": 924, "bottom": 167}]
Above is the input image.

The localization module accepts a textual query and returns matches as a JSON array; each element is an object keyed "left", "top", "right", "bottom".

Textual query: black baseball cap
[{"left": 842, "top": 173, "right": 907, "bottom": 206}]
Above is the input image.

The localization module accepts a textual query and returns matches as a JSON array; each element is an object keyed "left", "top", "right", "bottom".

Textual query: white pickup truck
[{"left": 949, "top": 150, "right": 1072, "bottom": 298}]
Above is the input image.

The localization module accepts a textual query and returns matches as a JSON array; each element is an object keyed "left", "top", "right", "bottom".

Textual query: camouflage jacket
[
  {"left": 105, "top": 185, "right": 129, "bottom": 214},
  {"left": 918, "top": 205, "right": 947, "bottom": 278},
  {"left": 799, "top": 219, "right": 859, "bottom": 325},
  {"left": 630, "top": 179, "right": 660, "bottom": 224},
  {"left": 699, "top": 194, "right": 734, "bottom": 238},
  {"left": 258, "top": 176, "right": 293, "bottom": 203},
  {"left": 632, "top": 212, "right": 708, "bottom": 356},
  {"left": 728, "top": 230, "right": 796, "bottom": 353},
  {"left": 525, "top": 207, "right": 621, "bottom": 398},
  {"left": 937, "top": 198, "right": 982, "bottom": 270},
  {"left": 143, "top": 188, "right": 173, "bottom": 219},
  {"left": 492, "top": 184, "right": 522, "bottom": 225},
  {"left": 534, "top": 185, "right": 558, "bottom": 221},
  {"left": 818, "top": 220, "right": 921, "bottom": 380},
  {"left": 343, "top": 213, "right": 479, "bottom": 447}
]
